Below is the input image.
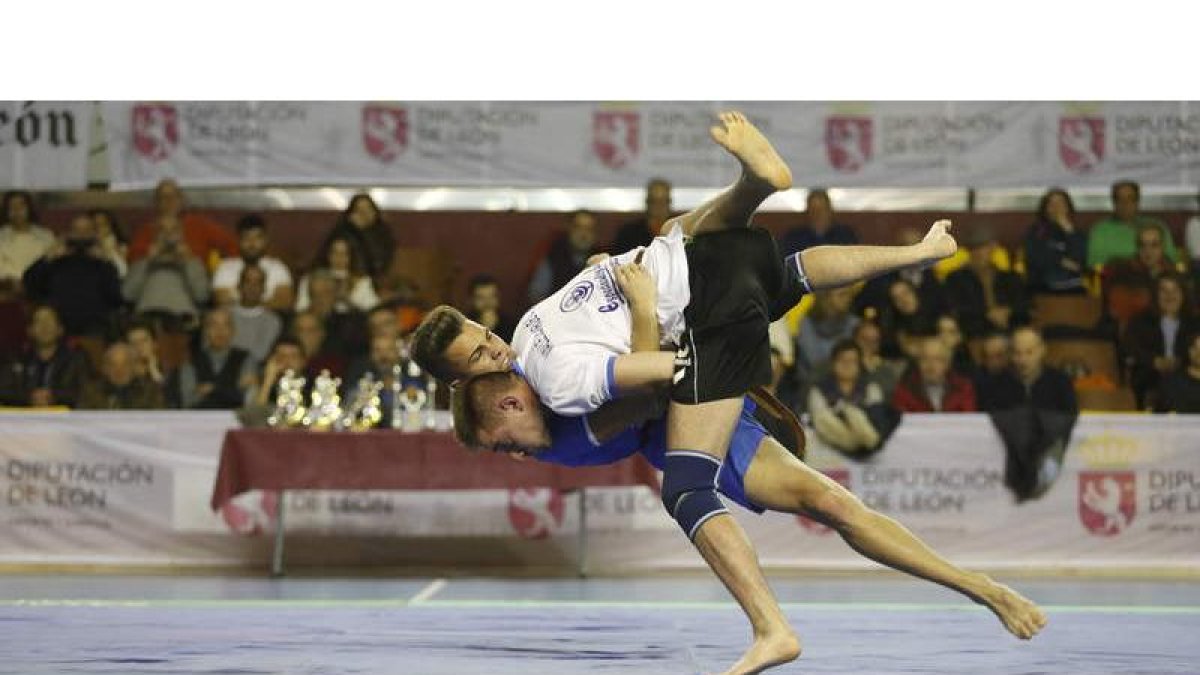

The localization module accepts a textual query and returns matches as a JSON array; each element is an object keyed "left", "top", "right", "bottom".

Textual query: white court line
[{"left": 408, "top": 579, "right": 448, "bottom": 605}]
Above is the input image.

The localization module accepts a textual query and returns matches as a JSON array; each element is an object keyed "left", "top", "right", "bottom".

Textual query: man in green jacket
[{"left": 1087, "top": 179, "right": 1178, "bottom": 268}]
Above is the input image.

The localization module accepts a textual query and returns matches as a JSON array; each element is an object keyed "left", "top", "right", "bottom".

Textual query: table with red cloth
[{"left": 211, "top": 428, "right": 660, "bottom": 576}]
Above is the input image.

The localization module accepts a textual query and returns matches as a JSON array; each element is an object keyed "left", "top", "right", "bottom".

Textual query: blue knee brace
[{"left": 661, "top": 451, "right": 728, "bottom": 541}]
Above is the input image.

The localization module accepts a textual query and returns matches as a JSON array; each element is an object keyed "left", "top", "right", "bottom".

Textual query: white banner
[
  {"left": 100, "top": 102, "right": 1200, "bottom": 190},
  {"left": 0, "top": 101, "right": 92, "bottom": 189},
  {"left": 0, "top": 412, "right": 1196, "bottom": 570}
]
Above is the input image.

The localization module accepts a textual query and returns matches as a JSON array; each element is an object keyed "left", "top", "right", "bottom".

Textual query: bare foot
[
  {"left": 919, "top": 219, "right": 958, "bottom": 263},
  {"left": 718, "top": 631, "right": 801, "bottom": 675},
  {"left": 977, "top": 578, "right": 1048, "bottom": 640},
  {"left": 709, "top": 111, "right": 793, "bottom": 192}
]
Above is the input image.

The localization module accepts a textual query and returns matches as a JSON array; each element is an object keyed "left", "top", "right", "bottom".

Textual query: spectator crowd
[{"left": 3, "top": 177, "right": 1200, "bottom": 470}]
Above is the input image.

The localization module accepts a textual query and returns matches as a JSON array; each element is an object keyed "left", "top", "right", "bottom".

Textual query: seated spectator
[
  {"left": 290, "top": 310, "right": 347, "bottom": 377},
  {"left": 971, "top": 331, "right": 1013, "bottom": 411},
  {"left": 945, "top": 226, "right": 1030, "bottom": 337},
  {"left": 125, "top": 320, "right": 165, "bottom": 385},
  {"left": 344, "top": 333, "right": 401, "bottom": 391},
  {"left": 297, "top": 236, "right": 379, "bottom": 313},
  {"left": 467, "top": 274, "right": 518, "bottom": 343},
  {"left": 127, "top": 179, "right": 238, "bottom": 268},
  {"left": 212, "top": 214, "right": 295, "bottom": 312},
  {"left": 610, "top": 178, "right": 672, "bottom": 254},
  {"left": 89, "top": 209, "right": 129, "bottom": 277},
  {"left": 853, "top": 319, "right": 904, "bottom": 397},
  {"left": 526, "top": 209, "right": 602, "bottom": 304},
  {"left": 1102, "top": 223, "right": 1176, "bottom": 333},
  {"left": 1024, "top": 188, "right": 1087, "bottom": 294},
  {"left": 879, "top": 277, "right": 937, "bottom": 358},
  {"left": 229, "top": 265, "right": 283, "bottom": 365},
  {"left": 22, "top": 213, "right": 124, "bottom": 338},
  {"left": 808, "top": 339, "right": 896, "bottom": 456},
  {"left": 779, "top": 188, "right": 858, "bottom": 255},
  {"left": 123, "top": 223, "right": 212, "bottom": 332},
  {"left": 1087, "top": 179, "right": 1178, "bottom": 269},
  {"left": 0, "top": 306, "right": 88, "bottom": 408},
  {"left": 854, "top": 226, "right": 947, "bottom": 319},
  {"left": 985, "top": 327, "right": 1079, "bottom": 500},
  {"left": 319, "top": 193, "right": 395, "bottom": 280},
  {"left": 983, "top": 328, "right": 1078, "bottom": 413},
  {"left": 166, "top": 308, "right": 257, "bottom": 409},
  {"left": 343, "top": 333, "right": 401, "bottom": 426},
  {"left": 1124, "top": 273, "right": 1200, "bottom": 409},
  {"left": 936, "top": 313, "right": 973, "bottom": 373},
  {"left": 77, "top": 342, "right": 165, "bottom": 410},
  {"left": 892, "top": 336, "right": 977, "bottom": 413},
  {"left": 366, "top": 304, "right": 402, "bottom": 342},
  {"left": 1155, "top": 332, "right": 1200, "bottom": 413},
  {"left": 302, "top": 268, "right": 368, "bottom": 357},
  {"left": 252, "top": 336, "right": 311, "bottom": 408},
  {"left": 796, "top": 285, "right": 859, "bottom": 372},
  {"left": 0, "top": 190, "right": 53, "bottom": 293}
]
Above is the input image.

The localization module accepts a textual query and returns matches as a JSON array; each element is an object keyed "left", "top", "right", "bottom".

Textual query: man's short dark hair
[
  {"left": 1111, "top": 179, "right": 1140, "bottom": 203},
  {"left": 451, "top": 370, "right": 518, "bottom": 450},
  {"left": 236, "top": 213, "right": 267, "bottom": 235},
  {"left": 271, "top": 335, "right": 307, "bottom": 358},
  {"left": 468, "top": 274, "right": 499, "bottom": 295},
  {"left": 2, "top": 190, "right": 38, "bottom": 224},
  {"left": 409, "top": 305, "right": 467, "bottom": 382},
  {"left": 830, "top": 338, "right": 861, "bottom": 362}
]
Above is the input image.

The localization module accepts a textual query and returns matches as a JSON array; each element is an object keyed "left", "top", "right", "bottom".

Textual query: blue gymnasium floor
[{"left": 0, "top": 574, "right": 1197, "bottom": 674}]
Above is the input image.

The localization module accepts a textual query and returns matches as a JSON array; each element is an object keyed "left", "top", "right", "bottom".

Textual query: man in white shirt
[
  {"left": 414, "top": 113, "right": 975, "bottom": 673},
  {"left": 0, "top": 191, "right": 54, "bottom": 290},
  {"left": 212, "top": 214, "right": 295, "bottom": 312}
]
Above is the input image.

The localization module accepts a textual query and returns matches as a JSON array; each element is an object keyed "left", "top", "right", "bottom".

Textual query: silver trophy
[
  {"left": 267, "top": 369, "right": 308, "bottom": 428},
  {"left": 301, "top": 370, "right": 343, "bottom": 431},
  {"left": 338, "top": 372, "right": 384, "bottom": 431}
]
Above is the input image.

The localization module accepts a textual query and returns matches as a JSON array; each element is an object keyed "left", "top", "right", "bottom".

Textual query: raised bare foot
[
  {"left": 919, "top": 219, "right": 958, "bottom": 263},
  {"left": 709, "top": 111, "right": 793, "bottom": 191},
  {"left": 717, "top": 630, "right": 801, "bottom": 675},
  {"left": 977, "top": 578, "right": 1048, "bottom": 640}
]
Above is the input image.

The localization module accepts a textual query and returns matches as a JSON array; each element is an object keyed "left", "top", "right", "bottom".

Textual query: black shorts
[{"left": 671, "top": 227, "right": 809, "bottom": 404}]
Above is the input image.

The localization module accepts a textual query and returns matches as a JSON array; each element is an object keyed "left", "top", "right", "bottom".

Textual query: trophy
[
  {"left": 338, "top": 373, "right": 385, "bottom": 431},
  {"left": 267, "top": 369, "right": 308, "bottom": 428},
  {"left": 390, "top": 362, "right": 404, "bottom": 429},
  {"left": 301, "top": 370, "right": 343, "bottom": 431},
  {"left": 399, "top": 356, "right": 439, "bottom": 431}
]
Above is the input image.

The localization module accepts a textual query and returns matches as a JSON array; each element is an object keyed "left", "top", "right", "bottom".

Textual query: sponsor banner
[
  {"left": 0, "top": 412, "right": 1196, "bottom": 569},
  {"left": 0, "top": 101, "right": 92, "bottom": 189},
  {"left": 103, "top": 102, "right": 1199, "bottom": 190},
  {"left": 1045, "top": 102, "right": 1200, "bottom": 185}
]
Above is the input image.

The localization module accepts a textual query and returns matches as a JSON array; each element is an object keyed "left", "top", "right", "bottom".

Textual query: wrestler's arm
[
  {"left": 586, "top": 391, "right": 669, "bottom": 443},
  {"left": 800, "top": 219, "right": 957, "bottom": 290},
  {"left": 610, "top": 256, "right": 676, "bottom": 393}
]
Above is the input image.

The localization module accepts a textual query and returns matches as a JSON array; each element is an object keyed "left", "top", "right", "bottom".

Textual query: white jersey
[{"left": 513, "top": 223, "right": 691, "bottom": 416}]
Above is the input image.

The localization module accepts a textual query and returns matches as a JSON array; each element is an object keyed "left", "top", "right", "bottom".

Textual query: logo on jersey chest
[
  {"left": 558, "top": 267, "right": 625, "bottom": 314},
  {"left": 559, "top": 281, "right": 595, "bottom": 313}
]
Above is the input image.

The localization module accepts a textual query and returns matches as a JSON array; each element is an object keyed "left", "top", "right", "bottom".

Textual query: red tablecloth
[{"left": 210, "top": 429, "right": 659, "bottom": 511}]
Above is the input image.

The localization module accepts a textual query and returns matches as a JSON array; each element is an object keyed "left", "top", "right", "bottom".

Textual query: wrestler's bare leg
[
  {"left": 669, "top": 111, "right": 792, "bottom": 237},
  {"left": 744, "top": 437, "right": 1049, "bottom": 640},
  {"left": 669, "top": 398, "right": 800, "bottom": 675}
]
